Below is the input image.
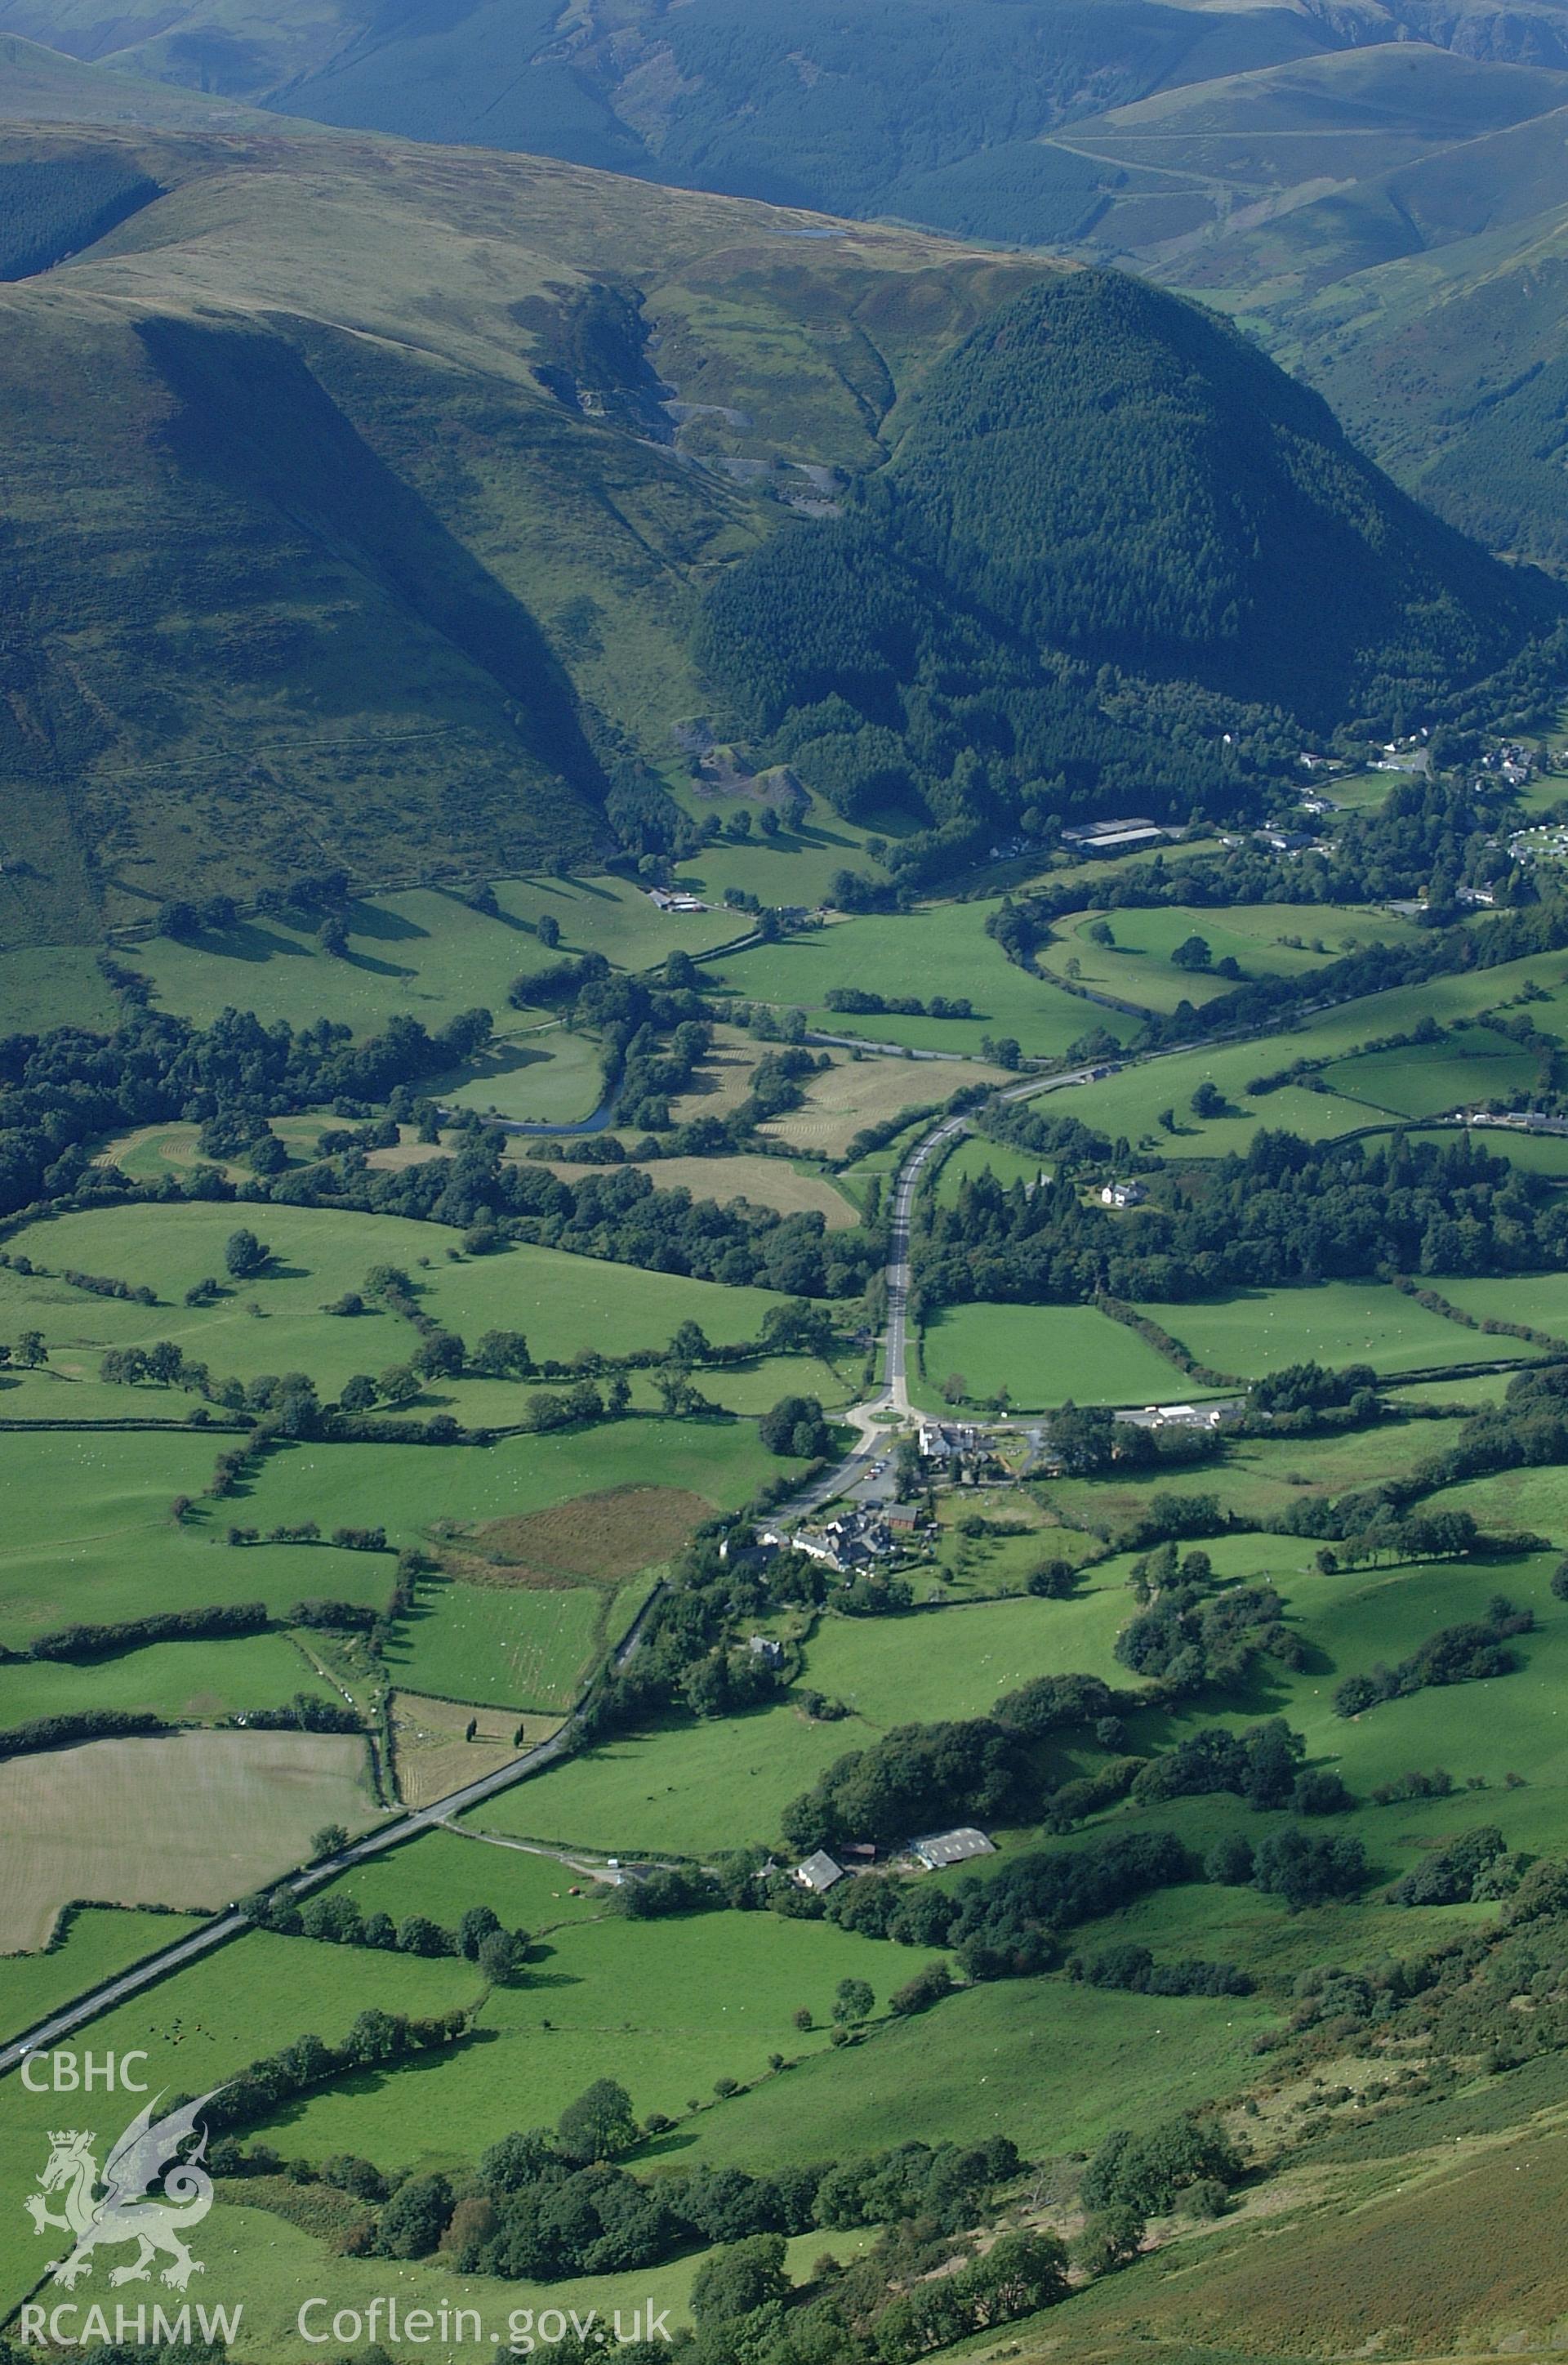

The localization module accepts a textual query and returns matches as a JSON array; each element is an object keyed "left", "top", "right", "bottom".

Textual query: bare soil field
[
  {"left": 454, "top": 1485, "right": 713, "bottom": 1586},
  {"left": 0, "top": 1730, "right": 379, "bottom": 1951},
  {"left": 764, "top": 1053, "right": 1008, "bottom": 1157},
  {"left": 388, "top": 1693, "right": 561, "bottom": 1809},
  {"left": 539, "top": 1153, "right": 858, "bottom": 1227}
]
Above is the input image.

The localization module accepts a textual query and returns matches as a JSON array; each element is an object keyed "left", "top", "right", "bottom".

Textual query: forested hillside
[{"left": 697, "top": 272, "right": 1558, "bottom": 857}]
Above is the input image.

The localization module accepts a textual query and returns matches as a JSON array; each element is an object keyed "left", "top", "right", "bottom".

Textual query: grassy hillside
[{"left": 0, "top": 111, "right": 1054, "bottom": 944}]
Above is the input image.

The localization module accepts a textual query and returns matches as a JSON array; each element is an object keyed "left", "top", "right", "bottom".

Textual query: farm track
[{"left": 0, "top": 1582, "right": 667, "bottom": 2077}]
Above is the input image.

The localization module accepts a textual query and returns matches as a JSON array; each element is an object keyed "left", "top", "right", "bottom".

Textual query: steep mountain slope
[
  {"left": 0, "top": 108, "right": 1046, "bottom": 944},
  {"left": 697, "top": 270, "right": 1557, "bottom": 850},
  {"left": 18, "top": 0, "right": 1568, "bottom": 587}
]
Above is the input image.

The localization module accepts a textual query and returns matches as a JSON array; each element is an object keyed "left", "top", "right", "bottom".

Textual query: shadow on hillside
[
  {"left": 136, "top": 316, "right": 610, "bottom": 808},
  {"left": 343, "top": 898, "right": 427, "bottom": 944}
]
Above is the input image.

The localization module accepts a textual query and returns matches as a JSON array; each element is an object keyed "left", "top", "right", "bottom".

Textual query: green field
[
  {"left": 1136, "top": 1282, "right": 1539, "bottom": 1381},
  {"left": 802, "top": 1589, "right": 1127, "bottom": 1726},
  {"left": 670, "top": 797, "right": 896, "bottom": 910},
  {"left": 437, "top": 1023, "right": 608, "bottom": 1124},
  {"left": 466, "top": 1701, "right": 853, "bottom": 1859},
  {"left": 1322, "top": 1030, "right": 1544, "bottom": 1119},
  {"left": 126, "top": 877, "right": 741, "bottom": 1036},
  {"left": 239, "top": 1418, "right": 779, "bottom": 1549},
  {"left": 714, "top": 904, "right": 1140, "bottom": 1058},
  {"left": 666, "top": 1971, "right": 1271, "bottom": 2173},
  {"left": 914, "top": 1301, "right": 1197, "bottom": 1410},
  {"left": 932, "top": 1135, "right": 1054, "bottom": 1202},
  {"left": 1435, "top": 1271, "right": 1568, "bottom": 1343},
  {"left": 386, "top": 1575, "right": 648, "bottom": 1711},
  {"left": 0, "top": 1905, "right": 203, "bottom": 2041},
  {"left": 243, "top": 1908, "right": 927, "bottom": 2171},
  {"left": 2, "top": 1202, "right": 793, "bottom": 1395},
  {"left": 1055, "top": 946, "right": 1568, "bottom": 1153},
  {"left": 0, "top": 945, "right": 120, "bottom": 1033},
  {"left": 1045, "top": 902, "right": 1418, "bottom": 1015},
  {"left": 0, "top": 1416, "right": 776, "bottom": 1653},
  {"left": 326, "top": 1827, "right": 612, "bottom": 1934},
  {"left": 0, "top": 1630, "right": 336, "bottom": 1730}
]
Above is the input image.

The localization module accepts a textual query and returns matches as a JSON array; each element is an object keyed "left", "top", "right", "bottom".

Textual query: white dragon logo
[{"left": 25, "top": 2087, "right": 225, "bottom": 2291}]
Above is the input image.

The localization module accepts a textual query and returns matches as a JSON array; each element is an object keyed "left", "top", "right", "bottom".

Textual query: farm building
[
  {"left": 793, "top": 1850, "right": 847, "bottom": 1894},
  {"left": 911, "top": 1827, "right": 996, "bottom": 1871}
]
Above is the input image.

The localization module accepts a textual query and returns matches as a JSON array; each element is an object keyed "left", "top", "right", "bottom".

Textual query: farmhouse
[
  {"left": 918, "top": 1421, "right": 982, "bottom": 1460},
  {"left": 1099, "top": 1180, "right": 1145, "bottom": 1208},
  {"left": 749, "top": 1635, "right": 785, "bottom": 1667},
  {"left": 911, "top": 1827, "right": 996, "bottom": 1871},
  {"left": 793, "top": 1850, "right": 846, "bottom": 1894}
]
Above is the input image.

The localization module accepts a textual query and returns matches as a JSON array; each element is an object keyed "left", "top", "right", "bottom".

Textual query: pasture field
[
  {"left": 1435, "top": 1270, "right": 1568, "bottom": 1341},
  {"left": 1056, "top": 948, "right": 1568, "bottom": 1151},
  {"left": 544, "top": 1153, "right": 858, "bottom": 1229},
  {"left": 100, "top": 1113, "right": 338, "bottom": 1187},
  {"left": 466, "top": 1701, "right": 853, "bottom": 1859},
  {"left": 1, "top": 1203, "right": 793, "bottom": 1392},
  {"left": 238, "top": 1418, "right": 778, "bottom": 1550},
  {"left": 1136, "top": 1282, "right": 1539, "bottom": 1381},
  {"left": 1045, "top": 902, "right": 1416, "bottom": 1015},
  {"left": 435, "top": 1023, "right": 606, "bottom": 1124},
  {"left": 0, "top": 1438, "right": 394, "bottom": 1649},
  {"left": 932, "top": 1135, "right": 1051, "bottom": 1201},
  {"left": 1065, "top": 1410, "right": 1473, "bottom": 1535},
  {"left": 920, "top": 1497, "right": 1103, "bottom": 1600},
  {"left": 488, "top": 873, "right": 742, "bottom": 971},
  {"left": 199, "top": 2212, "right": 728, "bottom": 2361},
  {"left": 124, "top": 877, "right": 738, "bottom": 1035},
  {"left": 0, "top": 1906, "right": 203, "bottom": 2038},
  {"left": 0, "top": 1927, "right": 483, "bottom": 2307},
  {"left": 802, "top": 1589, "right": 1127, "bottom": 1726},
  {"left": 126, "top": 887, "right": 549, "bottom": 1037},
  {"left": 0, "top": 1631, "right": 336, "bottom": 1731},
  {"left": 246, "top": 1911, "right": 929, "bottom": 2173},
  {"left": 659, "top": 1022, "right": 768, "bottom": 1126},
  {"left": 387, "top": 1696, "right": 562, "bottom": 1807},
  {"left": 1321, "top": 765, "right": 1395, "bottom": 811},
  {"left": 620, "top": 1353, "right": 853, "bottom": 1417},
  {"left": 913, "top": 1301, "right": 1194, "bottom": 1410},
  {"left": 670, "top": 793, "right": 897, "bottom": 909},
  {"left": 182, "top": 2211, "right": 861, "bottom": 2363},
  {"left": 385, "top": 1574, "right": 646, "bottom": 1711},
  {"left": 666, "top": 1971, "right": 1272, "bottom": 2173},
  {"left": 764, "top": 1051, "right": 1009, "bottom": 1158},
  {"left": 1410, "top": 1123, "right": 1568, "bottom": 1176},
  {"left": 0, "top": 944, "right": 119, "bottom": 1033},
  {"left": 715, "top": 905, "right": 1139, "bottom": 1058},
  {"left": 324, "top": 1827, "right": 612, "bottom": 1933},
  {"left": 1321, "top": 1029, "right": 1543, "bottom": 1118},
  {"left": 0, "top": 1731, "right": 381, "bottom": 1951}
]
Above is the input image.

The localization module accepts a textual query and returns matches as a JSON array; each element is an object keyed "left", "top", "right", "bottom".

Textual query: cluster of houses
[
  {"left": 746, "top": 1505, "right": 924, "bottom": 1576},
  {"left": 791, "top": 1826, "right": 997, "bottom": 1894}
]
